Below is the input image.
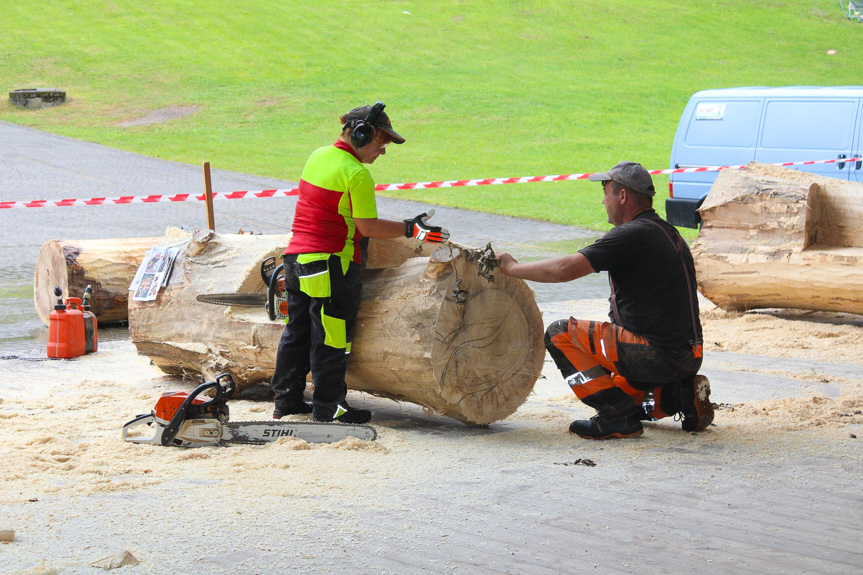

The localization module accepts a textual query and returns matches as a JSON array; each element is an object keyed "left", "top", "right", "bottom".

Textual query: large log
[
  {"left": 128, "top": 232, "right": 544, "bottom": 425},
  {"left": 31, "top": 228, "right": 435, "bottom": 327},
  {"left": 34, "top": 237, "right": 166, "bottom": 326},
  {"left": 692, "top": 162, "right": 863, "bottom": 314}
]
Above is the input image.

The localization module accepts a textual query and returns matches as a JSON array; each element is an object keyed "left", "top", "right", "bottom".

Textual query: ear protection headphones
[{"left": 350, "top": 101, "right": 386, "bottom": 149}]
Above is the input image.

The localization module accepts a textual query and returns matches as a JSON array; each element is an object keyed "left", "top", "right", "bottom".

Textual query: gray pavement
[{"left": 0, "top": 121, "right": 603, "bottom": 353}]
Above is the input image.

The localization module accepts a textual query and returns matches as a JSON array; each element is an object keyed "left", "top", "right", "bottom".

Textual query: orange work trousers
[{"left": 545, "top": 318, "right": 700, "bottom": 420}]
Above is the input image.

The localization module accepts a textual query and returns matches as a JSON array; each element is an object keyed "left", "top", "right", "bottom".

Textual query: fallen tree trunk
[
  {"left": 33, "top": 228, "right": 436, "bottom": 327},
  {"left": 34, "top": 237, "right": 165, "bottom": 326},
  {"left": 128, "top": 232, "right": 544, "bottom": 425},
  {"left": 692, "top": 162, "right": 863, "bottom": 314}
]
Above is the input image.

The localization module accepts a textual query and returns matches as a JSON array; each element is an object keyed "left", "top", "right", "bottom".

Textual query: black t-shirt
[{"left": 579, "top": 210, "right": 701, "bottom": 349}]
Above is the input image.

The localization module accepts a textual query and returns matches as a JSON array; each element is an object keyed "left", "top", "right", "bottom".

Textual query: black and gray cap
[
  {"left": 340, "top": 105, "right": 405, "bottom": 144},
  {"left": 588, "top": 161, "right": 655, "bottom": 197}
]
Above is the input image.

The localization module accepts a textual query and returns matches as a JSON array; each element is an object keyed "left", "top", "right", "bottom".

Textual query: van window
[
  {"left": 684, "top": 100, "right": 761, "bottom": 148},
  {"left": 761, "top": 101, "right": 856, "bottom": 150}
]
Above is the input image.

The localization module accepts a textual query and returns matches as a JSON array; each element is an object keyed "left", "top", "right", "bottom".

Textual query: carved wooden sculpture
[{"left": 692, "top": 163, "right": 863, "bottom": 314}]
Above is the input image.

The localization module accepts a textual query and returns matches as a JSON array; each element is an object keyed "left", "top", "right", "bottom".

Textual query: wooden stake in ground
[
  {"left": 128, "top": 232, "right": 545, "bottom": 425},
  {"left": 203, "top": 161, "right": 215, "bottom": 231}
]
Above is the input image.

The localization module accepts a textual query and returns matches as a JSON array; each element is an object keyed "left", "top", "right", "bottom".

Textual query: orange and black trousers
[{"left": 545, "top": 318, "right": 702, "bottom": 419}]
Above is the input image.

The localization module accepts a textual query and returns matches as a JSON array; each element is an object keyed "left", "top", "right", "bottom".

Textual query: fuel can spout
[{"left": 82, "top": 285, "right": 98, "bottom": 354}]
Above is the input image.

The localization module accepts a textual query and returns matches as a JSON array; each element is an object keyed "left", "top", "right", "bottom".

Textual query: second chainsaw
[{"left": 196, "top": 256, "right": 288, "bottom": 321}]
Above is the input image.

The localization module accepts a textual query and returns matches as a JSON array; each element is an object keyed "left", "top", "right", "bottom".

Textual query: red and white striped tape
[
  {"left": 0, "top": 189, "right": 300, "bottom": 210},
  {"left": 1, "top": 157, "right": 859, "bottom": 209}
]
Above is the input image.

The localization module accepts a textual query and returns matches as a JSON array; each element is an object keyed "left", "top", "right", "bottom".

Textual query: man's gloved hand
[{"left": 404, "top": 209, "right": 450, "bottom": 243}]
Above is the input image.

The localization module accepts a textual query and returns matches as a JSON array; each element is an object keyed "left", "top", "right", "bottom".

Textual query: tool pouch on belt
[
  {"left": 295, "top": 254, "right": 348, "bottom": 350},
  {"left": 296, "top": 253, "right": 332, "bottom": 298}
]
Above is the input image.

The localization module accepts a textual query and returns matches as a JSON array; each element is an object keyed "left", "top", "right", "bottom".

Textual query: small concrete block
[{"left": 9, "top": 88, "right": 66, "bottom": 109}]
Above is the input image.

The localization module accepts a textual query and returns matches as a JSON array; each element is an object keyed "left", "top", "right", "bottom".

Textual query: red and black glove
[{"left": 404, "top": 209, "right": 450, "bottom": 243}]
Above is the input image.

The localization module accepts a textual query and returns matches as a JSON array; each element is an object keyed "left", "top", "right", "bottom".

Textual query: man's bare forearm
[{"left": 497, "top": 252, "right": 595, "bottom": 283}]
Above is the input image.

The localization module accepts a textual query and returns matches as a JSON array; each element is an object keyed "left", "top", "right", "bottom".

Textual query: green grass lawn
[{"left": 1, "top": 0, "right": 860, "bottom": 239}]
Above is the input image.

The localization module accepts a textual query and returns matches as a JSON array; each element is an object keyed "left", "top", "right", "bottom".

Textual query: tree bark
[
  {"left": 692, "top": 162, "right": 863, "bottom": 314},
  {"left": 128, "top": 232, "right": 545, "bottom": 425},
  {"left": 34, "top": 237, "right": 165, "bottom": 326}
]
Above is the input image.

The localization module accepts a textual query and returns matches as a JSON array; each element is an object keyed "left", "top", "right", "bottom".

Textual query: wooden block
[{"left": 90, "top": 550, "right": 139, "bottom": 569}]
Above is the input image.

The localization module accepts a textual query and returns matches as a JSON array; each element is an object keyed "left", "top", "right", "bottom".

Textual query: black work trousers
[{"left": 271, "top": 254, "right": 362, "bottom": 409}]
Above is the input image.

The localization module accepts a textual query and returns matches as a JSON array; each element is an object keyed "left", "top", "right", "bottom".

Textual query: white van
[{"left": 667, "top": 86, "right": 863, "bottom": 228}]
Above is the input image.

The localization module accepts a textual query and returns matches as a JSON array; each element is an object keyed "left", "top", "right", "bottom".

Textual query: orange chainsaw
[{"left": 121, "top": 374, "right": 376, "bottom": 447}]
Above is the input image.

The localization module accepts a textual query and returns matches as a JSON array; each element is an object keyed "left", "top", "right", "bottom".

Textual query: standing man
[
  {"left": 271, "top": 102, "right": 449, "bottom": 424},
  {"left": 497, "top": 161, "right": 712, "bottom": 439}
]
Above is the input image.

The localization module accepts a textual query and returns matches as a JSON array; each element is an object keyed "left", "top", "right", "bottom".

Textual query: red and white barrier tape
[
  {"left": 0, "top": 189, "right": 300, "bottom": 210},
  {"left": 1, "top": 157, "right": 859, "bottom": 209}
]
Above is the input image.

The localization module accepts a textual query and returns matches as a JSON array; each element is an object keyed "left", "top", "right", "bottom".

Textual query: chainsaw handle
[
  {"left": 215, "top": 373, "right": 236, "bottom": 399},
  {"left": 261, "top": 256, "right": 277, "bottom": 286},
  {"left": 122, "top": 413, "right": 159, "bottom": 444},
  {"left": 266, "top": 262, "right": 285, "bottom": 321},
  {"left": 160, "top": 381, "right": 221, "bottom": 446}
]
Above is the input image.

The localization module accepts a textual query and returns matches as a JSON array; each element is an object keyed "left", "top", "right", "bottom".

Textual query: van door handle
[
  {"left": 838, "top": 154, "right": 847, "bottom": 170},
  {"left": 855, "top": 153, "right": 862, "bottom": 170}
]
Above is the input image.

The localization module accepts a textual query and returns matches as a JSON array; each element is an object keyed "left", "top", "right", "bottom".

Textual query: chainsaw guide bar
[
  {"left": 196, "top": 293, "right": 267, "bottom": 307},
  {"left": 225, "top": 420, "right": 377, "bottom": 444}
]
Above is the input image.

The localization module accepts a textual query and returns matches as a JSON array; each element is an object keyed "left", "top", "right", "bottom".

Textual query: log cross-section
[{"left": 34, "top": 237, "right": 165, "bottom": 325}]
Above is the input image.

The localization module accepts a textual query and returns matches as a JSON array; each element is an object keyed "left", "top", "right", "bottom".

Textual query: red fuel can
[{"left": 47, "top": 288, "right": 85, "bottom": 359}]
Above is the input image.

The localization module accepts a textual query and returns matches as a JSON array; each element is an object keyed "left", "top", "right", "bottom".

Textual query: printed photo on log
[{"left": 130, "top": 246, "right": 180, "bottom": 301}]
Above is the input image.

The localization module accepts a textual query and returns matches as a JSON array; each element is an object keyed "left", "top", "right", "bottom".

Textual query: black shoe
[
  {"left": 273, "top": 399, "right": 313, "bottom": 419},
  {"left": 313, "top": 403, "right": 372, "bottom": 424},
  {"left": 569, "top": 413, "right": 644, "bottom": 440},
  {"left": 678, "top": 374, "right": 714, "bottom": 432}
]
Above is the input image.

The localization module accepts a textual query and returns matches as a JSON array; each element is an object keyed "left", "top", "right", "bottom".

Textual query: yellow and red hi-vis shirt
[{"left": 285, "top": 140, "right": 379, "bottom": 264}]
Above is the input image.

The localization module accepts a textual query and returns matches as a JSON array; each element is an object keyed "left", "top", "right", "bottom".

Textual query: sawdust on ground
[
  {"left": 1, "top": 300, "right": 860, "bottom": 502},
  {"left": 702, "top": 302, "right": 863, "bottom": 432}
]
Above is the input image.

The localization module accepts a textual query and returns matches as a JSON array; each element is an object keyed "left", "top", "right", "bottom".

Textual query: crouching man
[{"left": 498, "top": 161, "right": 713, "bottom": 439}]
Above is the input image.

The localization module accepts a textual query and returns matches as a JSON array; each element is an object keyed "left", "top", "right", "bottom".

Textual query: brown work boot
[{"left": 678, "top": 374, "right": 714, "bottom": 431}]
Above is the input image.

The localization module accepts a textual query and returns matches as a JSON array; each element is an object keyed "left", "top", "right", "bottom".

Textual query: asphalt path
[{"left": 0, "top": 121, "right": 604, "bottom": 354}]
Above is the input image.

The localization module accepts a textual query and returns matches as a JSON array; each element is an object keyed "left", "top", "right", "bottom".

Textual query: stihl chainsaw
[
  {"left": 196, "top": 256, "right": 288, "bottom": 321},
  {"left": 121, "top": 373, "right": 376, "bottom": 447}
]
